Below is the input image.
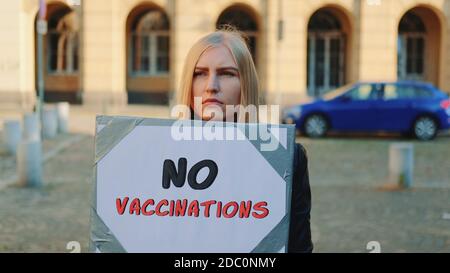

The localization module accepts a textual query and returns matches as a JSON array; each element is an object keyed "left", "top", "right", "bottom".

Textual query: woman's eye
[
  {"left": 194, "top": 71, "right": 207, "bottom": 77},
  {"left": 221, "top": 71, "right": 236, "bottom": 77}
]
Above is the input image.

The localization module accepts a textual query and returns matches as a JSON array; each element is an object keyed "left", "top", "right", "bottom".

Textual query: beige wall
[
  {"left": 82, "top": 0, "right": 127, "bottom": 105},
  {"left": 1, "top": 0, "right": 450, "bottom": 109},
  {"left": 0, "top": 0, "right": 36, "bottom": 109}
]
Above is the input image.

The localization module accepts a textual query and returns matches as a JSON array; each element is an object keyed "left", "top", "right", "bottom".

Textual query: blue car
[{"left": 282, "top": 81, "right": 450, "bottom": 140}]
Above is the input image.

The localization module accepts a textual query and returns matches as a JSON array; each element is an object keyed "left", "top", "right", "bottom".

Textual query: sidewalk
[
  {"left": 0, "top": 134, "right": 93, "bottom": 252},
  {"left": 300, "top": 135, "right": 450, "bottom": 252}
]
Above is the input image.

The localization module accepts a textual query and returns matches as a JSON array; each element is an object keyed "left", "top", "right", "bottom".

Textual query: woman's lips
[{"left": 202, "top": 98, "right": 224, "bottom": 106}]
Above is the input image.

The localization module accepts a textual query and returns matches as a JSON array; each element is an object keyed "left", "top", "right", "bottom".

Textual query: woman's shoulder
[
  {"left": 289, "top": 143, "right": 313, "bottom": 252},
  {"left": 295, "top": 143, "right": 308, "bottom": 157},
  {"left": 294, "top": 143, "right": 308, "bottom": 169}
]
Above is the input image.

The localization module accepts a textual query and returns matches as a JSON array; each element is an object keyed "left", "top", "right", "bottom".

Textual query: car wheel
[
  {"left": 304, "top": 114, "right": 328, "bottom": 138},
  {"left": 413, "top": 116, "right": 437, "bottom": 141}
]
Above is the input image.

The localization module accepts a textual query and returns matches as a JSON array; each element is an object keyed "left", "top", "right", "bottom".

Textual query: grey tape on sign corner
[
  {"left": 90, "top": 209, "right": 127, "bottom": 253},
  {"left": 251, "top": 214, "right": 290, "bottom": 253},
  {"left": 96, "top": 115, "right": 112, "bottom": 128},
  {"left": 95, "top": 117, "right": 144, "bottom": 164},
  {"left": 91, "top": 167, "right": 98, "bottom": 211},
  {"left": 243, "top": 124, "right": 296, "bottom": 183}
]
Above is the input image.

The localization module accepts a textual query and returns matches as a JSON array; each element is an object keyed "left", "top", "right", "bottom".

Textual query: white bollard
[
  {"left": 42, "top": 106, "right": 58, "bottom": 139},
  {"left": 24, "top": 113, "right": 41, "bottom": 142},
  {"left": 4, "top": 120, "right": 22, "bottom": 156},
  {"left": 56, "top": 102, "right": 70, "bottom": 134},
  {"left": 17, "top": 140, "right": 43, "bottom": 187},
  {"left": 388, "top": 143, "right": 414, "bottom": 188}
]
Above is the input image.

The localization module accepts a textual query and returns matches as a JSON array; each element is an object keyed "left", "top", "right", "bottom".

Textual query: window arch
[
  {"left": 308, "top": 10, "right": 342, "bottom": 32},
  {"left": 47, "top": 7, "right": 79, "bottom": 74},
  {"left": 399, "top": 12, "right": 426, "bottom": 33},
  {"left": 129, "top": 9, "right": 170, "bottom": 76},
  {"left": 34, "top": 2, "right": 80, "bottom": 103},
  {"left": 216, "top": 6, "right": 259, "bottom": 65},
  {"left": 397, "top": 9, "right": 432, "bottom": 82},
  {"left": 307, "top": 8, "right": 349, "bottom": 97}
]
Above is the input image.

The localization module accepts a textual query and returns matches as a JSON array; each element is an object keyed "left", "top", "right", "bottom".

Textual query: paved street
[
  {"left": 0, "top": 134, "right": 92, "bottom": 252},
  {"left": 0, "top": 106, "right": 449, "bottom": 252},
  {"left": 301, "top": 135, "right": 450, "bottom": 252}
]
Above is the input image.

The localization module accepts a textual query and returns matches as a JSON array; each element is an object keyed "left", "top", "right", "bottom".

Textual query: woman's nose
[{"left": 205, "top": 74, "right": 220, "bottom": 93}]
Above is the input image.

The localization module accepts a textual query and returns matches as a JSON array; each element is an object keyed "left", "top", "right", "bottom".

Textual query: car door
[
  {"left": 327, "top": 83, "right": 382, "bottom": 131},
  {"left": 376, "top": 83, "right": 416, "bottom": 132}
]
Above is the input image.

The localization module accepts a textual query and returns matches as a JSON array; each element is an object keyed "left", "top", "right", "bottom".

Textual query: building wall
[
  {"left": 269, "top": 0, "right": 359, "bottom": 105},
  {"left": 358, "top": 0, "right": 449, "bottom": 89},
  {"left": 1, "top": 0, "right": 449, "bottom": 110},
  {"left": 81, "top": 0, "right": 127, "bottom": 107},
  {"left": 0, "top": 0, "right": 36, "bottom": 109}
]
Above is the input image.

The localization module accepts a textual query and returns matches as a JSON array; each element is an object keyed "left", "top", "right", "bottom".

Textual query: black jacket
[{"left": 288, "top": 143, "right": 313, "bottom": 253}]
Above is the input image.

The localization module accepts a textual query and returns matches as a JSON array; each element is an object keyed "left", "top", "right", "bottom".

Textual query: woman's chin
[{"left": 201, "top": 115, "right": 223, "bottom": 122}]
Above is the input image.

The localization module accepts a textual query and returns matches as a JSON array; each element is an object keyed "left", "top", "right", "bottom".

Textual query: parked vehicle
[{"left": 282, "top": 81, "right": 450, "bottom": 140}]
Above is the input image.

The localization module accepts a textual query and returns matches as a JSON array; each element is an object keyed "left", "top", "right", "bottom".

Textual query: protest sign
[{"left": 91, "top": 116, "right": 296, "bottom": 253}]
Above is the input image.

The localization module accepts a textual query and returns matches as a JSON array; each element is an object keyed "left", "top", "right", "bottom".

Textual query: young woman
[{"left": 176, "top": 28, "right": 313, "bottom": 253}]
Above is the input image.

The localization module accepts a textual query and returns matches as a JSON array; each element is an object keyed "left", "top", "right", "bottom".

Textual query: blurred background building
[{"left": 0, "top": 0, "right": 449, "bottom": 110}]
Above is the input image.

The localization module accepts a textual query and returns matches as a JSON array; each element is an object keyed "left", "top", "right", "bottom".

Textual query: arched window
[
  {"left": 307, "top": 9, "right": 347, "bottom": 97},
  {"left": 47, "top": 9, "right": 79, "bottom": 74},
  {"left": 398, "top": 12, "right": 426, "bottom": 80},
  {"left": 130, "top": 10, "right": 170, "bottom": 75},
  {"left": 308, "top": 10, "right": 342, "bottom": 31},
  {"left": 216, "top": 7, "right": 258, "bottom": 65}
]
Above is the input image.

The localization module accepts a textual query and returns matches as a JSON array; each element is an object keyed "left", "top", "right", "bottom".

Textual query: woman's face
[{"left": 191, "top": 45, "right": 241, "bottom": 121}]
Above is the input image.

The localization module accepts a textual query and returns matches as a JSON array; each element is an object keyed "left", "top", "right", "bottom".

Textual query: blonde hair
[{"left": 177, "top": 27, "right": 260, "bottom": 110}]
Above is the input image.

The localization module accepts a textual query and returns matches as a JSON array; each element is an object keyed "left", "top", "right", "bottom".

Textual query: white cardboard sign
[{"left": 91, "top": 117, "right": 295, "bottom": 253}]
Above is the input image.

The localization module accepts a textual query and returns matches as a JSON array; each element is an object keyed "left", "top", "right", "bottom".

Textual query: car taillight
[{"left": 441, "top": 99, "right": 450, "bottom": 109}]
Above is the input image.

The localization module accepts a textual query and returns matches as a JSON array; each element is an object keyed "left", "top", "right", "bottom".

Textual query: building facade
[{"left": 1, "top": 0, "right": 449, "bottom": 110}]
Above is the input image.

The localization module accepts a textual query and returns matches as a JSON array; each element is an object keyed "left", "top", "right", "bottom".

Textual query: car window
[
  {"left": 322, "top": 83, "right": 354, "bottom": 100},
  {"left": 384, "top": 84, "right": 417, "bottom": 100},
  {"left": 415, "top": 87, "right": 433, "bottom": 98},
  {"left": 345, "top": 84, "right": 377, "bottom": 101}
]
